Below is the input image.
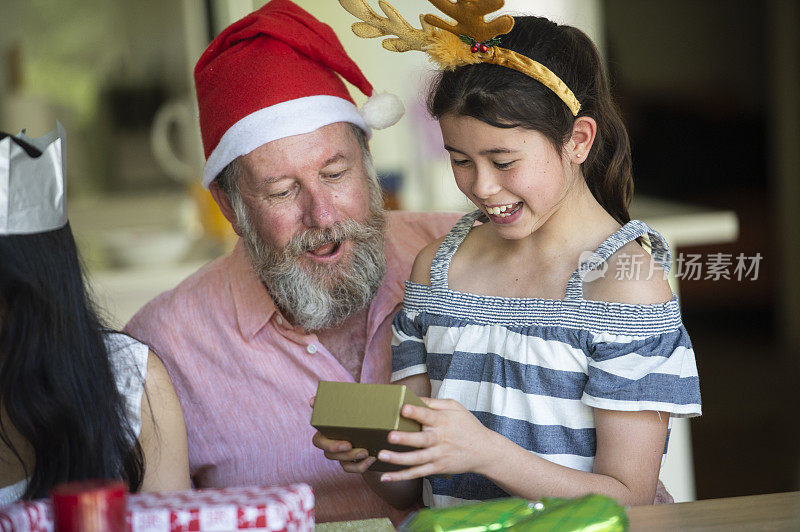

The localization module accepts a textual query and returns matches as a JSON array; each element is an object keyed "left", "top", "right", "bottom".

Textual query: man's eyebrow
[
  {"left": 258, "top": 174, "right": 287, "bottom": 184},
  {"left": 444, "top": 145, "right": 516, "bottom": 156},
  {"left": 253, "top": 174, "right": 288, "bottom": 193},
  {"left": 321, "top": 153, "right": 347, "bottom": 167}
]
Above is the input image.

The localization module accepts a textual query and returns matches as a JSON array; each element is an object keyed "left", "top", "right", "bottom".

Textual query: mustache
[{"left": 283, "top": 217, "right": 383, "bottom": 257}]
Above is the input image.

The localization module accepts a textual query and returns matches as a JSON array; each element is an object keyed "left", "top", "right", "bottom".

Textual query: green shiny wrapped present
[
  {"left": 508, "top": 495, "right": 628, "bottom": 531},
  {"left": 400, "top": 497, "right": 541, "bottom": 531},
  {"left": 400, "top": 494, "right": 628, "bottom": 532}
]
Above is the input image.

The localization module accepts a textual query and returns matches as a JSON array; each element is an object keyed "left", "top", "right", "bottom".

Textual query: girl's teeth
[{"left": 487, "top": 203, "right": 517, "bottom": 216}]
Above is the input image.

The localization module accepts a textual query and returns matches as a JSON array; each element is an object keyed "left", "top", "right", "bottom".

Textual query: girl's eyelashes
[{"left": 450, "top": 159, "right": 517, "bottom": 169}]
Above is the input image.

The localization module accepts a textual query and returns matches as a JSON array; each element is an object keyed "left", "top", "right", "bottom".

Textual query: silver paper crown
[{"left": 0, "top": 122, "right": 67, "bottom": 235}]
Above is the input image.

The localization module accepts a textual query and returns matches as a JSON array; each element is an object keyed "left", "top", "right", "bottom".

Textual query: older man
[{"left": 124, "top": 0, "right": 456, "bottom": 524}]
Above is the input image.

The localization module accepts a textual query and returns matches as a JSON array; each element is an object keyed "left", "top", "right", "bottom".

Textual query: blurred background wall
[{"left": 1, "top": 0, "right": 798, "bottom": 504}]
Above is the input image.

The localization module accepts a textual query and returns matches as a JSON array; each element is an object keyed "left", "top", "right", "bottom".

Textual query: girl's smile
[
  {"left": 483, "top": 201, "right": 523, "bottom": 223},
  {"left": 439, "top": 113, "right": 580, "bottom": 240}
]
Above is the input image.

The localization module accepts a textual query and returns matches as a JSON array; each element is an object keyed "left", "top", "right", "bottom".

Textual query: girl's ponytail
[{"left": 568, "top": 27, "right": 634, "bottom": 225}]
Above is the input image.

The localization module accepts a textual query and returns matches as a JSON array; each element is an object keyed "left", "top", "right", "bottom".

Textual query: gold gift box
[{"left": 310, "top": 381, "right": 426, "bottom": 472}]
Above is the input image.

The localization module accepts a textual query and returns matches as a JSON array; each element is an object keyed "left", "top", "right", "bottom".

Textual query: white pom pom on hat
[{"left": 360, "top": 91, "right": 405, "bottom": 130}]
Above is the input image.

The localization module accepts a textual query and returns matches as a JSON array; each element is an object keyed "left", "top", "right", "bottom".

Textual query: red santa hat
[{"left": 194, "top": 0, "right": 403, "bottom": 188}]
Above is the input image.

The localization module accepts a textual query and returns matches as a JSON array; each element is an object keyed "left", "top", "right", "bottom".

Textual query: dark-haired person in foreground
[
  {"left": 0, "top": 127, "right": 190, "bottom": 503},
  {"left": 123, "top": 0, "right": 456, "bottom": 524}
]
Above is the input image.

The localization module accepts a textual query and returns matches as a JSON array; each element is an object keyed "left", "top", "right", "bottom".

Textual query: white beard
[{"left": 241, "top": 211, "right": 387, "bottom": 331}]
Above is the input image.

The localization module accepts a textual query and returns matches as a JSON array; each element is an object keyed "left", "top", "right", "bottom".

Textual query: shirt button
[
  {"left": 306, "top": 344, "right": 317, "bottom": 355},
  {"left": 276, "top": 316, "right": 283, "bottom": 325}
]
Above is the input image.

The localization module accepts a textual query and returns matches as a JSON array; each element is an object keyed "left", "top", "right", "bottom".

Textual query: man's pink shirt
[{"left": 124, "top": 211, "right": 458, "bottom": 524}]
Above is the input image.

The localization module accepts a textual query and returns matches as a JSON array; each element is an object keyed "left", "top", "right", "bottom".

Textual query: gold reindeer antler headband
[{"left": 338, "top": 0, "right": 581, "bottom": 116}]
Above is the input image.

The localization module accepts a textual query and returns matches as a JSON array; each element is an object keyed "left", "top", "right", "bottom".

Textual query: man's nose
[
  {"left": 302, "top": 183, "right": 337, "bottom": 228},
  {"left": 472, "top": 166, "right": 503, "bottom": 199}
]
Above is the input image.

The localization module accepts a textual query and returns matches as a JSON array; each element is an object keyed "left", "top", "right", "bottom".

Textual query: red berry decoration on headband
[{"left": 460, "top": 35, "right": 505, "bottom": 54}]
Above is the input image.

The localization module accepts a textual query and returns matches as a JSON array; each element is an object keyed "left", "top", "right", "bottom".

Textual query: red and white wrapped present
[
  {"left": 0, "top": 484, "right": 314, "bottom": 532},
  {"left": 0, "top": 499, "right": 51, "bottom": 532}
]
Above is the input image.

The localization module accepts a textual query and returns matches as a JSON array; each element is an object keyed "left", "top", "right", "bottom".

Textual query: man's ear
[
  {"left": 569, "top": 116, "right": 597, "bottom": 165},
  {"left": 209, "top": 182, "right": 243, "bottom": 237}
]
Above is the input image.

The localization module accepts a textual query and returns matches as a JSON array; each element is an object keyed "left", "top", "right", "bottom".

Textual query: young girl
[{"left": 318, "top": 8, "right": 700, "bottom": 509}]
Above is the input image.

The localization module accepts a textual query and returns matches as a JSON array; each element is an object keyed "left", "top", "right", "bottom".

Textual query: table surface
[{"left": 627, "top": 491, "right": 800, "bottom": 531}]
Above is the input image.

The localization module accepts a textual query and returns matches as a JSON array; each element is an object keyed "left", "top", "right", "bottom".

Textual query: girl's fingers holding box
[{"left": 387, "top": 428, "right": 437, "bottom": 448}]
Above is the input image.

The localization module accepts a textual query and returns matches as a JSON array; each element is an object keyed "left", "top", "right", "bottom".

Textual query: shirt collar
[
  {"left": 229, "top": 239, "right": 277, "bottom": 341},
  {"left": 364, "top": 214, "right": 414, "bottom": 333},
  {"left": 371, "top": 233, "right": 405, "bottom": 317}
]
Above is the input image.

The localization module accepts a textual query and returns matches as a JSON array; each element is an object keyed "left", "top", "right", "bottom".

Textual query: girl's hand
[{"left": 376, "top": 397, "right": 495, "bottom": 481}]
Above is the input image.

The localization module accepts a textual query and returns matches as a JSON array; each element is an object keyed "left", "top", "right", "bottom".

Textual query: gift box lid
[
  {"left": 311, "top": 381, "right": 426, "bottom": 432},
  {"left": 310, "top": 381, "right": 427, "bottom": 472}
]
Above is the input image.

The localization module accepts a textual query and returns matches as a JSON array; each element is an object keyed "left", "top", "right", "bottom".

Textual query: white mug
[{"left": 150, "top": 98, "right": 204, "bottom": 184}]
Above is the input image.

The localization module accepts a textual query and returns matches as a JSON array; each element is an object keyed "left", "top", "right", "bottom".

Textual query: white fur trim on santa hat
[
  {"left": 203, "top": 95, "right": 370, "bottom": 188},
  {"left": 360, "top": 92, "right": 404, "bottom": 130}
]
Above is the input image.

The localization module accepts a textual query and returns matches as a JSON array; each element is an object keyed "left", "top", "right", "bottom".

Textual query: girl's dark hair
[
  {"left": 0, "top": 223, "right": 144, "bottom": 499},
  {"left": 428, "top": 16, "right": 633, "bottom": 225}
]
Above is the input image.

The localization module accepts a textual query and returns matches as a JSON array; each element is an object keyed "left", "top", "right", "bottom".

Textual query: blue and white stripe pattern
[{"left": 391, "top": 210, "right": 701, "bottom": 507}]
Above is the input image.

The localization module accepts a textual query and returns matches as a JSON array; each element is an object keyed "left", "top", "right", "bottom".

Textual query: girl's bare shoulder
[
  {"left": 409, "top": 235, "right": 447, "bottom": 285},
  {"left": 582, "top": 240, "right": 674, "bottom": 305}
]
